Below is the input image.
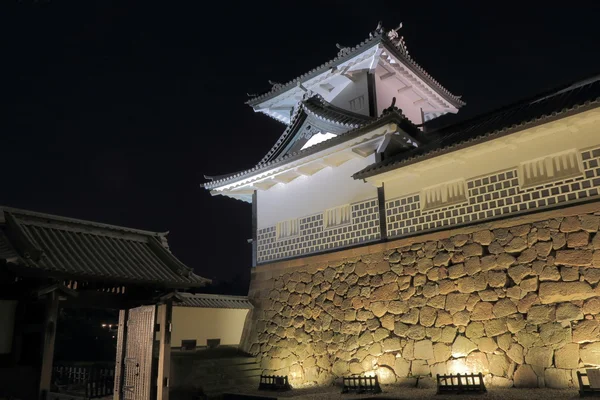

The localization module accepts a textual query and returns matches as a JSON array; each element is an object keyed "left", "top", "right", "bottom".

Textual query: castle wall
[
  {"left": 244, "top": 201, "right": 600, "bottom": 389},
  {"left": 256, "top": 155, "right": 379, "bottom": 263}
]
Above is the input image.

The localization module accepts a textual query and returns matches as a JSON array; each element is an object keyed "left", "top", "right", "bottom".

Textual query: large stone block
[
  {"left": 466, "top": 352, "right": 489, "bottom": 374},
  {"left": 493, "top": 298, "right": 517, "bottom": 318},
  {"left": 433, "top": 343, "right": 451, "bottom": 363},
  {"left": 573, "top": 320, "right": 600, "bottom": 343},
  {"left": 484, "top": 318, "right": 508, "bottom": 337},
  {"left": 488, "top": 353, "right": 510, "bottom": 377},
  {"left": 452, "top": 336, "right": 477, "bottom": 358},
  {"left": 544, "top": 368, "right": 572, "bottom": 389},
  {"left": 539, "top": 282, "right": 596, "bottom": 304},
  {"left": 473, "top": 230, "right": 495, "bottom": 245},
  {"left": 471, "top": 302, "right": 494, "bottom": 321},
  {"left": 555, "top": 250, "right": 593, "bottom": 266},
  {"left": 506, "top": 343, "right": 524, "bottom": 364},
  {"left": 556, "top": 302, "right": 583, "bottom": 322},
  {"left": 525, "top": 346, "right": 553, "bottom": 368},
  {"left": 371, "top": 282, "right": 400, "bottom": 301},
  {"left": 394, "top": 358, "right": 410, "bottom": 378},
  {"left": 514, "top": 364, "right": 538, "bottom": 388},
  {"left": 581, "top": 342, "right": 600, "bottom": 366},
  {"left": 527, "top": 305, "right": 555, "bottom": 324},
  {"left": 560, "top": 216, "right": 582, "bottom": 232},
  {"left": 414, "top": 340, "right": 434, "bottom": 360},
  {"left": 555, "top": 343, "right": 579, "bottom": 369},
  {"left": 476, "top": 337, "right": 498, "bottom": 353}
]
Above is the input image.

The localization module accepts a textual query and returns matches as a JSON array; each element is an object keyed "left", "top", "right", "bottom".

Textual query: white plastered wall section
[
  {"left": 329, "top": 72, "right": 369, "bottom": 116},
  {"left": 371, "top": 108, "right": 600, "bottom": 237},
  {"left": 171, "top": 307, "right": 249, "bottom": 347},
  {"left": 375, "top": 76, "right": 423, "bottom": 124},
  {"left": 257, "top": 153, "right": 378, "bottom": 230},
  {"left": 378, "top": 109, "right": 600, "bottom": 200}
]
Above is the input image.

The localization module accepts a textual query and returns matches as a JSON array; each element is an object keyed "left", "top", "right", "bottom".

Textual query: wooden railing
[
  {"left": 341, "top": 375, "right": 381, "bottom": 394},
  {"left": 52, "top": 362, "right": 115, "bottom": 399},
  {"left": 436, "top": 373, "right": 486, "bottom": 394}
]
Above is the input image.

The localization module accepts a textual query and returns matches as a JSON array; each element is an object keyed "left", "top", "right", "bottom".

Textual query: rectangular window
[
  {"left": 519, "top": 149, "right": 584, "bottom": 188},
  {"left": 324, "top": 204, "right": 352, "bottom": 229},
  {"left": 349, "top": 95, "right": 365, "bottom": 111},
  {"left": 276, "top": 219, "right": 299, "bottom": 240},
  {"left": 421, "top": 180, "right": 468, "bottom": 211}
]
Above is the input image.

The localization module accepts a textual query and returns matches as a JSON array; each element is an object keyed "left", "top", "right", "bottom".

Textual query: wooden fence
[{"left": 52, "top": 362, "right": 115, "bottom": 399}]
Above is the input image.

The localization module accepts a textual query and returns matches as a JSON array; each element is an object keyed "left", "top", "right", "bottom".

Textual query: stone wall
[{"left": 244, "top": 202, "right": 600, "bottom": 389}]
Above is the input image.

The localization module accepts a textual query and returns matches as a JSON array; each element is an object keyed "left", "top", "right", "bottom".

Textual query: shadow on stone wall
[{"left": 246, "top": 212, "right": 600, "bottom": 389}]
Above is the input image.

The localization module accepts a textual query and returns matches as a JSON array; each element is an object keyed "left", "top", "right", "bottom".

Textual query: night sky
[{"left": 2, "top": 2, "right": 599, "bottom": 290}]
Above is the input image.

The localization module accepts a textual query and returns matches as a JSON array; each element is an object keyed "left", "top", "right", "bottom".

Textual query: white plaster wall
[
  {"left": 171, "top": 307, "right": 249, "bottom": 347},
  {"left": 376, "top": 78, "right": 423, "bottom": 124},
  {"left": 382, "top": 110, "right": 600, "bottom": 201},
  {"left": 257, "top": 154, "right": 378, "bottom": 229},
  {"left": 330, "top": 72, "right": 369, "bottom": 116},
  {"left": 0, "top": 300, "right": 17, "bottom": 354}
]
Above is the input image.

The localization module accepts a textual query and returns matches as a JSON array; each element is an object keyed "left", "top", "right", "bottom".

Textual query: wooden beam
[
  {"left": 295, "top": 163, "right": 326, "bottom": 176},
  {"left": 252, "top": 191, "right": 257, "bottom": 268},
  {"left": 379, "top": 71, "right": 396, "bottom": 80},
  {"left": 39, "top": 290, "right": 59, "bottom": 400},
  {"left": 272, "top": 171, "right": 301, "bottom": 184},
  {"left": 397, "top": 85, "right": 413, "bottom": 94},
  {"left": 156, "top": 302, "right": 172, "bottom": 400},
  {"left": 113, "top": 309, "right": 128, "bottom": 400},
  {"left": 253, "top": 180, "right": 277, "bottom": 191},
  {"left": 413, "top": 98, "right": 429, "bottom": 106}
]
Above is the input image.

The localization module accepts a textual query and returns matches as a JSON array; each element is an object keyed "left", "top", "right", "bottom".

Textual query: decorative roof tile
[
  {"left": 247, "top": 25, "right": 464, "bottom": 108},
  {"left": 174, "top": 292, "right": 253, "bottom": 309},
  {"left": 0, "top": 207, "right": 210, "bottom": 288},
  {"left": 257, "top": 94, "right": 374, "bottom": 165},
  {"left": 202, "top": 108, "right": 418, "bottom": 190},
  {"left": 353, "top": 75, "right": 600, "bottom": 179}
]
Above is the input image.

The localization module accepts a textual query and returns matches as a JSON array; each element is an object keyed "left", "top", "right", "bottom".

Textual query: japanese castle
[{"left": 202, "top": 22, "right": 600, "bottom": 267}]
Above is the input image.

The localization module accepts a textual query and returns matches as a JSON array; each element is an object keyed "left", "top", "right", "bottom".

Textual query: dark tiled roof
[
  {"left": 258, "top": 94, "right": 374, "bottom": 165},
  {"left": 246, "top": 26, "right": 464, "bottom": 108},
  {"left": 354, "top": 75, "right": 600, "bottom": 179},
  {"left": 174, "top": 293, "right": 253, "bottom": 309},
  {"left": 0, "top": 207, "right": 211, "bottom": 288},
  {"left": 202, "top": 108, "right": 419, "bottom": 190}
]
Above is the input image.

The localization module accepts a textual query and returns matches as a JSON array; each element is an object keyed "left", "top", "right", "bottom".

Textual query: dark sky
[{"left": 2, "top": 1, "right": 599, "bottom": 288}]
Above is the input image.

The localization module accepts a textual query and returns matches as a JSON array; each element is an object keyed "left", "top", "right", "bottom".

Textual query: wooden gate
[{"left": 114, "top": 306, "right": 156, "bottom": 400}]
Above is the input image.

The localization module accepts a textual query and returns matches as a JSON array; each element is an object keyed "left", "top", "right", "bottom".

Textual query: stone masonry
[{"left": 244, "top": 203, "right": 600, "bottom": 389}]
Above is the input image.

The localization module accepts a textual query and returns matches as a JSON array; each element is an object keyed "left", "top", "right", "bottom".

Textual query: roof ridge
[
  {"left": 354, "top": 77, "right": 600, "bottom": 179},
  {"left": 425, "top": 72, "right": 600, "bottom": 135},
  {"left": 201, "top": 109, "right": 416, "bottom": 190},
  {"left": 246, "top": 24, "right": 464, "bottom": 108},
  {"left": 1, "top": 206, "right": 167, "bottom": 238}
]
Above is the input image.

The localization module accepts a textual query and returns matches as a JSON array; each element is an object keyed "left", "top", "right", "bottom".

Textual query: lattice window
[
  {"left": 421, "top": 179, "right": 468, "bottom": 211},
  {"left": 349, "top": 95, "right": 365, "bottom": 111},
  {"left": 276, "top": 219, "right": 299, "bottom": 240},
  {"left": 519, "top": 149, "right": 584, "bottom": 188},
  {"left": 324, "top": 204, "right": 352, "bottom": 229}
]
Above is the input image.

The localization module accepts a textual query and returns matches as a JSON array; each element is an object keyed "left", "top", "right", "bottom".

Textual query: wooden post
[
  {"left": 113, "top": 309, "right": 128, "bottom": 400},
  {"left": 156, "top": 302, "right": 172, "bottom": 400},
  {"left": 39, "top": 290, "right": 59, "bottom": 400}
]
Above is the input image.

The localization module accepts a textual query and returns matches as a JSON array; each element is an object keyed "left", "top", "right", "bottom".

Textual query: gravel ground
[{"left": 224, "top": 385, "right": 582, "bottom": 400}]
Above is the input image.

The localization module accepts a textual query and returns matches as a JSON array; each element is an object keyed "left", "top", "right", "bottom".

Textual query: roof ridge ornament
[
  {"left": 336, "top": 43, "right": 351, "bottom": 57},
  {"left": 268, "top": 80, "right": 284, "bottom": 91},
  {"left": 381, "top": 97, "right": 402, "bottom": 116},
  {"left": 369, "top": 21, "right": 384, "bottom": 38},
  {"left": 387, "top": 22, "right": 409, "bottom": 56}
]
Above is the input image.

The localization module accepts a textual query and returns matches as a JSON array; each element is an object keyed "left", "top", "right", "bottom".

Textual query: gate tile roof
[{"left": 0, "top": 206, "right": 210, "bottom": 288}]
